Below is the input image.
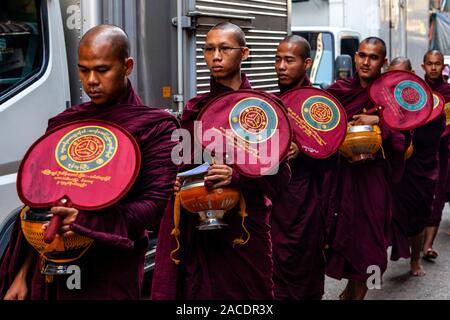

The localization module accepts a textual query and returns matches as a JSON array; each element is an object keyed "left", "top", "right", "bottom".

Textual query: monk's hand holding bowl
[
  {"left": 349, "top": 114, "right": 379, "bottom": 126},
  {"left": 287, "top": 142, "right": 300, "bottom": 160},
  {"left": 205, "top": 164, "right": 233, "bottom": 189},
  {"left": 174, "top": 176, "right": 183, "bottom": 193},
  {"left": 42, "top": 207, "right": 79, "bottom": 237}
]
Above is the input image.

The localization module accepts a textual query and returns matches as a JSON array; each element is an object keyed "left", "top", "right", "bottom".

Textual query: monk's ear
[
  {"left": 241, "top": 47, "right": 250, "bottom": 61},
  {"left": 125, "top": 57, "right": 134, "bottom": 76},
  {"left": 305, "top": 58, "right": 313, "bottom": 70},
  {"left": 421, "top": 63, "right": 426, "bottom": 73}
]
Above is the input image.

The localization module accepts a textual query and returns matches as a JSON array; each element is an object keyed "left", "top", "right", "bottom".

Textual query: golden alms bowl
[
  {"left": 339, "top": 125, "right": 382, "bottom": 163},
  {"left": 20, "top": 206, "right": 93, "bottom": 275}
]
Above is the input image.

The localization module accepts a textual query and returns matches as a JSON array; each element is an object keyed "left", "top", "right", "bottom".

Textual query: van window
[
  {"left": 341, "top": 37, "right": 359, "bottom": 73},
  {"left": 0, "top": 0, "right": 43, "bottom": 99},
  {"left": 294, "top": 31, "right": 334, "bottom": 89}
]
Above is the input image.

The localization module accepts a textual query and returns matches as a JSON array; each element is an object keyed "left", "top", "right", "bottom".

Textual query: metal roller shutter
[{"left": 192, "top": 0, "right": 289, "bottom": 94}]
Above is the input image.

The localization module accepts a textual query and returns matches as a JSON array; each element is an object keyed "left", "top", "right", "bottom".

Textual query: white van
[{"left": 291, "top": 26, "right": 361, "bottom": 88}]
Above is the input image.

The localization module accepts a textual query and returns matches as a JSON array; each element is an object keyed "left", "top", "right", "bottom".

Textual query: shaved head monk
[
  {"left": 422, "top": 50, "right": 450, "bottom": 262},
  {"left": 274, "top": 35, "right": 312, "bottom": 162},
  {"left": 151, "top": 22, "right": 291, "bottom": 300},
  {"left": 0, "top": 24, "right": 179, "bottom": 299},
  {"left": 388, "top": 56, "right": 413, "bottom": 72},
  {"left": 275, "top": 35, "right": 312, "bottom": 92},
  {"left": 325, "top": 37, "right": 407, "bottom": 299},
  {"left": 387, "top": 55, "right": 444, "bottom": 278},
  {"left": 77, "top": 25, "right": 133, "bottom": 106},
  {"left": 270, "top": 35, "right": 336, "bottom": 300}
]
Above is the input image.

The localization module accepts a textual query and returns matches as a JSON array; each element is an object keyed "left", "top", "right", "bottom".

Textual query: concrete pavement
[{"left": 324, "top": 204, "right": 450, "bottom": 300}]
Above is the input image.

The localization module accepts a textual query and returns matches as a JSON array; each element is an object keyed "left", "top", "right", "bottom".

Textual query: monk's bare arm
[
  {"left": 4, "top": 249, "right": 33, "bottom": 300},
  {"left": 349, "top": 114, "right": 379, "bottom": 126}
]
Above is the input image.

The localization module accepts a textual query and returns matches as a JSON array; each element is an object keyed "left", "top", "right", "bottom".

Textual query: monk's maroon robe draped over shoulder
[
  {"left": 428, "top": 77, "right": 450, "bottom": 227},
  {"left": 0, "top": 82, "right": 179, "bottom": 299},
  {"left": 151, "top": 75, "right": 291, "bottom": 300},
  {"left": 270, "top": 77, "right": 337, "bottom": 299},
  {"left": 325, "top": 75, "right": 406, "bottom": 282}
]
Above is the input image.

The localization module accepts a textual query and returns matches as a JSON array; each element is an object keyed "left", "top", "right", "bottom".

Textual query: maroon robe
[
  {"left": 388, "top": 77, "right": 446, "bottom": 261},
  {"left": 325, "top": 75, "right": 406, "bottom": 282},
  {"left": 447, "top": 140, "right": 450, "bottom": 201},
  {"left": 428, "top": 77, "right": 450, "bottom": 227},
  {"left": 389, "top": 115, "right": 445, "bottom": 261},
  {"left": 151, "top": 75, "right": 291, "bottom": 300},
  {"left": 0, "top": 82, "right": 179, "bottom": 299},
  {"left": 270, "top": 77, "right": 336, "bottom": 299}
]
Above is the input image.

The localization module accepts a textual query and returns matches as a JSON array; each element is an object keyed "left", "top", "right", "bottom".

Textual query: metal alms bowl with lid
[{"left": 339, "top": 124, "right": 382, "bottom": 163}]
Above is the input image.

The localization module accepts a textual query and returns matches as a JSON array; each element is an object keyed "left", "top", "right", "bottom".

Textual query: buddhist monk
[
  {"left": 423, "top": 50, "right": 450, "bottom": 261},
  {"left": 387, "top": 56, "right": 445, "bottom": 277},
  {"left": 275, "top": 35, "right": 313, "bottom": 92},
  {"left": 151, "top": 22, "right": 291, "bottom": 300},
  {"left": 0, "top": 25, "right": 179, "bottom": 299},
  {"left": 325, "top": 37, "right": 406, "bottom": 300},
  {"left": 270, "top": 35, "right": 337, "bottom": 300},
  {"left": 388, "top": 56, "right": 413, "bottom": 73}
]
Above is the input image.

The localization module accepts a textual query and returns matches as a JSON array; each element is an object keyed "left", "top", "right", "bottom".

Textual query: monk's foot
[
  {"left": 422, "top": 248, "right": 438, "bottom": 261},
  {"left": 410, "top": 261, "right": 426, "bottom": 277}
]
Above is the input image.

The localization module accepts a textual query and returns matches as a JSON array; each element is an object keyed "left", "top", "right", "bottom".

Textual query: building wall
[
  {"left": 291, "top": 0, "right": 329, "bottom": 27},
  {"left": 342, "top": 0, "right": 380, "bottom": 39},
  {"left": 291, "top": 0, "right": 378, "bottom": 38},
  {"left": 405, "top": 0, "right": 429, "bottom": 75},
  {"left": 291, "top": 0, "right": 430, "bottom": 76}
]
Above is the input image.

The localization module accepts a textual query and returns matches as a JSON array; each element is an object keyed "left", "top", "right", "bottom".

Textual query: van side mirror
[
  {"left": 318, "top": 83, "right": 330, "bottom": 90},
  {"left": 335, "top": 54, "right": 353, "bottom": 81}
]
